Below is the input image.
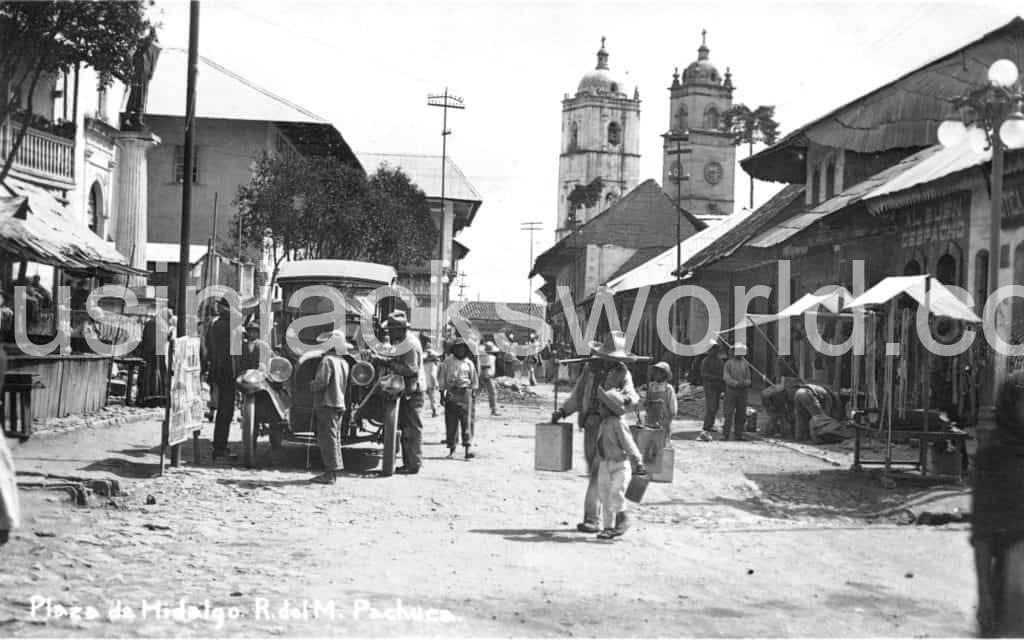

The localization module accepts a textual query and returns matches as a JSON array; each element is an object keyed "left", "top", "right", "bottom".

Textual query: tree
[
  {"left": 722, "top": 104, "right": 780, "bottom": 209},
  {"left": 233, "top": 152, "right": 437, "bottom": 284},
  {"left": 0, "top": 1, "right": 154, "bottom": 183},
  {"left": 566, "top": 177, "right": 604, "bottom": 228}
]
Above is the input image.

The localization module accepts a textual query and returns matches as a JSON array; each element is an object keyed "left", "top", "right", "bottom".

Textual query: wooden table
[{"left": 851, "top": 422, "right": 968, "bottom": 481}]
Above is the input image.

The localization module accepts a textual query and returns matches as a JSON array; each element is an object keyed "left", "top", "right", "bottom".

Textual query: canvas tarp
[
  {"left": 843, "top": 275, "right": 982, "bottom": 323},
  {"left": 722, "top": 288, "right": 852, "bottom": 333}
]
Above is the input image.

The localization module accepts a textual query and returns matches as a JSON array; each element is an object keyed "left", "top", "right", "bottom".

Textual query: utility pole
[
  {"left": 521, "top": 221, "right": 543, "bottom": 304},
  {"left": 457, "top": 271, "right": 468, "bottom": 299},
  {"left": 662, "top": 130, "right": 691, "bottom": 388},
  {"left": 177, "top": 0, "right": 200, "bottom": 338},
  {"left": 427, "top": 88, "right": 464, "bottom": 334}
]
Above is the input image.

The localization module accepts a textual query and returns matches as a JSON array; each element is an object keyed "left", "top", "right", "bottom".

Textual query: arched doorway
[
  {"left": 904, "top": 259, "right": 922, "bottom": 275},
  {"left": 936, "top": 253, "right": 958, "bottom": 286}
]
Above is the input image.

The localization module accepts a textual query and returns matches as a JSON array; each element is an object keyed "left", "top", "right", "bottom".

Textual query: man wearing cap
[
  {"left": 722, "top": 343, "right": 752, "bottom": 441},
  {"left": 438, "top": 337, "right": 478, "bottom": 459},
  {"left": 384, "top": 311, "right": 424, "bottom": 474},
  {"left": 552, "top": 331, "right": 643, "bottom": 534},
  {"left": 477, "top": 341, "right": 499, "bottom": 416},
  {"left": 204, "top": 298, "right": 243, "bottom": 460},
  {"left": 701, "top": 342, "right": 727, "bottom": 435},
  {"left": 309, "top": 329, "right": 350, "bottom": 484}
]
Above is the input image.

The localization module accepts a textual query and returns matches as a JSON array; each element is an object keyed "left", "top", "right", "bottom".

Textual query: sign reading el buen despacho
[
  {"left": 898, "top": 192, "right": 970, "bottom": 249},
  {"left": 164, "top": 336, "right": 204, "bottom": 448}
]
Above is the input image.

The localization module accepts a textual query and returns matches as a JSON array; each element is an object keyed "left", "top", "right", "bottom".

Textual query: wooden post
[{"left": 884, "top": 299, "right": 897, "bottom": 479}]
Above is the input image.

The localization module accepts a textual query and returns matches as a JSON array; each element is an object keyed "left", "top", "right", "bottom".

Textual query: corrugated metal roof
[
  {"left": 147, "top": 48, "right": 329, "bottom": 123},
  {"left": 357, "top": 153, "right": 482, "bottom": 203},
  {"left": 604, "top": 209, "right": 756, "bottom": 294},
  {"left": 679, "top": 183, "right": 805, "bottom": 273},
  {"left": 748, "top": 146, "right": 943, "bottom": 248},
  {"left": 456, "top": 301, "right": 544, "bottom": 322},
  {"left": 743, "top": 17, "right": 1024, "bottom": 183},
  {"left": 0, "top": 178, "right": 136, "bottom": 274}
]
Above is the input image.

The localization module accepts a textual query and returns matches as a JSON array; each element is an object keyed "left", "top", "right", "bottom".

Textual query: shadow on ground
[
  {"left": 469, "top": 527, "right": 612, "bottom": 545},
  {"left": 717, "top": 468, "right": 968, "bottom": 522}
]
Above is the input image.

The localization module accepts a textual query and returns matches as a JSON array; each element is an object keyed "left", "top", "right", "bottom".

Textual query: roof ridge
[
  {"left": 195, "top": 54, "right": 327, "bottom": 123},
  {"left": 156, "top": 48, "right": 327, "bottom": 123},
  {"left": 748, "top": 16, "right": 1024, "bottom": 164}
]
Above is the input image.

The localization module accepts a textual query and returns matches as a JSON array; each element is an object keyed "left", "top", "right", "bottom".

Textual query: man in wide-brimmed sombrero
[{"left": 552, "top": 331, "right": 647, "bottom": 538}]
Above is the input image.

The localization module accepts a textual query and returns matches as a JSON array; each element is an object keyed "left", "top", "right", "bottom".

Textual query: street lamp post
[{"left": 938, "top": 59, "right": 1024, "bottom": 399}]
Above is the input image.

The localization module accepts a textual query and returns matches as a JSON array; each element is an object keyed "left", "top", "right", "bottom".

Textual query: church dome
[
  {"left": 681, "top": 33, "right": 722, "bottom": 86},
  {"left": 576, "top": 37, "right": 631, "bottom": 97}
]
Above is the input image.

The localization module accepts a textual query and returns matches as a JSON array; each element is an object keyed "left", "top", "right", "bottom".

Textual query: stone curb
[{"left": 28, "top": 407, "right": 164, "bottom": 438}]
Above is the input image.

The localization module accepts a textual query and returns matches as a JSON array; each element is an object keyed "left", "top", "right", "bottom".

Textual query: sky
[{"left": 152, "top": 0, "right": 1021, "bottom": 303}]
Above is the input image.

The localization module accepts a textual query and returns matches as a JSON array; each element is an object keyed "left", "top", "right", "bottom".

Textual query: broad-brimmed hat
[
  {"left": 425, "top": 348, "right": 443, "bottom": 360},
  {"left": 482, "top": 341, "right": 499, "bottom": 354},
  {"left": 316, "top": 328, "right": 354, "bottom": 354},
  {"left": 239, "top": 295, "right": 260, "bottom": 315},
  {"left": 733, "top": 343, "right": 748, "bottom": 356},
  {"left": 587, "top": 331, "right": 647, "bottom": 363},
  {"left": 450, "top": 337, "right": 469, "bottom": 350},
  {"left": 382, "top": 310, "right": 408, "bottom": 330},
  {"left": 651, "top": 361, "right": 672, "bottom": 377}
]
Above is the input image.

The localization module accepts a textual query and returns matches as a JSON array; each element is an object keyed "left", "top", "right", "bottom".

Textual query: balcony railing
[{"left": 0, "top": 119, "right": 75, "bottom": 186}]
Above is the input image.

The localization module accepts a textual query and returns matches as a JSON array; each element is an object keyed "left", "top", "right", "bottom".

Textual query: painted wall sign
[{"left": 898, "top": 193, "right": 969, "bottom": 249}]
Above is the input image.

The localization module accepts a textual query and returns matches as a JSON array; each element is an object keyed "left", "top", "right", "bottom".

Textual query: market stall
[
  {"left": 842, "top": 274, "right": 982, "bottom": 481},
  {"left": 0, "top": 179, "right": 145, "bottom": 426}
]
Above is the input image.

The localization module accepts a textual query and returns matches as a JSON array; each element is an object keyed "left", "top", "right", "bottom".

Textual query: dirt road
[{"left": 1, "top": 384, "right": 977, "bottom": 637}]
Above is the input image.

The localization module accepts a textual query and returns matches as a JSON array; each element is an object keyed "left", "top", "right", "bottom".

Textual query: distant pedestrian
[
  {"left": 701, "top": 342, "right": 727, "bottom": 436},
  {"left": 423, "top": 348, "right": 441, "bottom": 418},
  {"left": 972, "top": 372, "right": 1024, "bottom": 637},
  {"left": 477, "top": 341, "right": 499, "bottom": 416},
  {"left": 139, "top": 308, "right": 172, "bottom": 407},
  {"left": 524, "top": 349, "right": 539, "bottom": 386},
  {"left": 439, "top": 338, "right": 478, "bottom": 460},
  {"left": 309, "top": 330, "right": 351, "bottom": 485},
  {"left": 722, "top": 344, "right": 752, "bottom": 441},
  {"left": 646, "top": 361, "right": 678, "bottom": 446},
  {"left": 203, "top": 298, "right": 242, "bottom": 460}
]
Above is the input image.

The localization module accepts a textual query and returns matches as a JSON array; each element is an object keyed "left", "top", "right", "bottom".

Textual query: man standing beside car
[
  {"left": 204, "top": 298, "right": 242, "bottom": 460},
  {"left": 384, "top": 311, "right": 424, "bottom": 475}
]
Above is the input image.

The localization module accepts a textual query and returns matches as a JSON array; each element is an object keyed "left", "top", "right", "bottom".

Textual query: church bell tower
[
  {"left": 662, "top": 31, "right": 735, "bottom": 221},
  {"left": 555, "top": 38, "right": 641, "bottom": 241}
]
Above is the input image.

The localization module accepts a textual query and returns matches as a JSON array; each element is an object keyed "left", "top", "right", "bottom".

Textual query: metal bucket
[{"left": 625, "top": 473, "right": 650, "bottom": 503}]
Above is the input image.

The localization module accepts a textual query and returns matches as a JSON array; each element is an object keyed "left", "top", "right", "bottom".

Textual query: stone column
[{"left": 113, "top": 129, "right": 160, "bottom": 288}]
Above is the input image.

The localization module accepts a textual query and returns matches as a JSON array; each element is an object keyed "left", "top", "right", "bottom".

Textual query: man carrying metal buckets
[{"left": 551, "top": 331, "right": 646, "bottom": 536}]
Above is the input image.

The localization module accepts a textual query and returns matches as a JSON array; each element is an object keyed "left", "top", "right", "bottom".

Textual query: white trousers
[{"left": 597, "top": 459, "right": 631, "bottom": 530}]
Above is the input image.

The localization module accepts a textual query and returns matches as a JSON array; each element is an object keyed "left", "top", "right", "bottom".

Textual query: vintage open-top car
[{"left": 234, "top": 259, "right": 414, "bottom": 475}]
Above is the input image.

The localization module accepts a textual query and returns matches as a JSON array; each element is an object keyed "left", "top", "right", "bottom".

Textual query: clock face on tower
[{"left": 704, "top": 161, "right": 723, "bottom": 185}]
